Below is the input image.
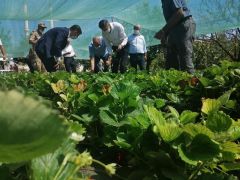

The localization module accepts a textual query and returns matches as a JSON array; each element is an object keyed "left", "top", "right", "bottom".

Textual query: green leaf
[
  {"left": 71, "top": 114, "right": 93, "bottom": 123},
  {"left": 69, "top": 74, "right": 80, "bottom": 84},
  {"left": 221, "top": 142, "right": 240, "bottom": 154},
  {"left": 179, "top": 110, "right": 199, "bottom": 124},
  {"left": 113, "top": 133, "right": 131, "bottom": 149},
  {"left": 220, "top": 163, "right": 240, "bottom": 172},
  {"left": 0, "top": 90, "right": 68, "bottom": 163},
  {"left": 218, "top": 89, "right": 235, "bottom": 107},
  {"left": 155, "top": 98, "right": 166, "bottom": 108},
  {"left": 99, "top": 110, "right": 120, "bottom": 127},
  {"left": 227, "top": 121, "right": 240, "bottom": 141},
  {"left": 168, "top": 106, "right": 180, "bottom": 119},
  {"left": 183, "top": 123, "right": 214, "bottom": 139},
  {"left": 178, "top": 144, "right": 198, "bottom": 166},
  {"left": 31, "top": 140, "right": 79, "bottom": 180},
  {"left": 201, "top": 98, "right": 221, "bottom": 114},
  {"left": 110, "top": 81, "right": 140, "bottom": 101},
  {"left": 178, "top": 134, "right": 220, "bottom": 164},
  {"left": 221, "top": 151, "right": 236, "bottom": 162},
  {"left": 158, "top": 122, "right": 183, "bottom": 143},
  {"left": 144, "top": 105, "right": 165, "bottom": 127},
  {"left": 206, "top": 111, "right": 233, "bottom": 132},
  {"left": 199, "top": 77, "right": 212, "bottom": 87},
  {"left": 166, "top": 93, "right": 181, "bottom": 103},
  {"left": 88, "top": 93, "right": 99, "bottom": 103},
  {"left": 225, "top": 100, "right": 237, "bottom": 109}
]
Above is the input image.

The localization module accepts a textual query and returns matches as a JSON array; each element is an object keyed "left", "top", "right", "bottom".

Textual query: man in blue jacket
[
  {"left": 154, "top": 0, "right": 196, "bottom": 74},
  {"left": 35, "top": 25, "right": 82, "bottom": 72}
]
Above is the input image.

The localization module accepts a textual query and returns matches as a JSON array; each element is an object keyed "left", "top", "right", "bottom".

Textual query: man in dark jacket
[
  {"left": 154, "top": 0, "right": 196, "bottom": 74},
  {"left": 35, "top": 25, "right": 82, "bottom": 72}
]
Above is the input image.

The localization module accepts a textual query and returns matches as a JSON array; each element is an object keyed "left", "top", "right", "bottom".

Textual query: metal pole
[{"left": 24, "top": 3, "right": 29, "bottom": 37}]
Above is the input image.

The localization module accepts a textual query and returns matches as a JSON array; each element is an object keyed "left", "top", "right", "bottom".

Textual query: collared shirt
[
  {"left": 62, "top": 44, "right": 75, "bottom": 57},
  {"left": 161, "top": 0, "right": 191, "bottom": 21},
  {"left": 128, "top": 33, "right": 147, "bottom": 54},
  {"left": 102, "top": 22, "right": 128, "bottom": 54},
  {"left": 0, "top": 39, "right": 2, "bottom": 46},
  {"left": 89, "top": 37, "right": 108, "bottom": 58}
]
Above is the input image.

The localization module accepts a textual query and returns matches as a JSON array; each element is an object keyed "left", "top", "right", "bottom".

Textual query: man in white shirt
[
  {"left": 62, "top": 42, "right": 77, "bottom": 73},
  {"left": 0, "top": 38, "right": 7, "bottom": 69},
  {"left": 128, "top": 25, "right": 147, "bottom": 71},
  {"left": 99, "top": 19, "right": 128, "bottom": 73}
]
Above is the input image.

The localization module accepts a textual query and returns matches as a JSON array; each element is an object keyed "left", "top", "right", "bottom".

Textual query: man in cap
[
  {"left": 35, "top": 25, "right": 82, "bottom": 72},
  {"left": 89, "top": 36, "right": 111, "bottom": 73},
  {"left": 154, "top": 0, "right": 196, "bottom": 74},
  {"left": 128, "top": 24, "right": 147, "bottom": 71},
  {"left": 28, "top": 22, "right": 47, "bottom": 72},
  {"left": 99, "top": 19, "right": 128, "bottom": 73}
]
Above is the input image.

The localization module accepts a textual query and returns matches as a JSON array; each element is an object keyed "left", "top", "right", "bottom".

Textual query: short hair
[
  {"left": 70, "top": 25, "right": 82, "bottom": 34},
  {"left": 134, "top": 24, "right": 141, "bottom": 30},
  {"left": 99, "top": 19, "right": 109, "bottom": 29}
]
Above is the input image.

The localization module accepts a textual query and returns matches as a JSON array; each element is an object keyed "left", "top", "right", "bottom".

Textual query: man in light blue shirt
[
  {"left": 128, "top": 24, "right": 147, "bottom": 71},
  {"left": 154, "top": 0, "right": 196, "bottom": 74},
  {"left": 89, "top": 36, "right": 111, "bottom": 73}
]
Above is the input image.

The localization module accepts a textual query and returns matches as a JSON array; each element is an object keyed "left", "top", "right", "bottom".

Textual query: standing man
[
  {"left": 28, "top": 22, "right": 47, "bottom": 72},
  {"left": 89, "top": 36, "right": 111, "bottom": 73},
  {"left": 0, "top": 38, "right": 7, "bottom": 69},
  {"left": 99, "top": 19, "right": 128, "bottom": 73},
  {"left": 35, "top": 25, "right": 82, "bottom": 72},
  {"left": 128, "top": 24, "right": 147, "bottom": 71},
  {"left": 154, "top": 0, "right": 196, "bottom": 74}
]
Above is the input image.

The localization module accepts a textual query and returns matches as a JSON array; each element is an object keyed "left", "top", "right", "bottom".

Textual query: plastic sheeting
[{"left": 0, "top": 0, "right": 239, "bottom": 59}]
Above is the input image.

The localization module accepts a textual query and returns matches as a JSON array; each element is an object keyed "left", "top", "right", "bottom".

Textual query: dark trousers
[
  {"left": 166, "top": 17, "right": 196, "bottom": 74},
  {"left": 94, "top": 54, "right": 109, "bottom": 73},
  {"left": 35, "top": 50, "right": 57, "bottom": 72},
  {"left": 64, "top": 57, "right": 76, "bottom": 73},
  {"left": 112, "top": 45, "right": 129, "bottom": 73},
  {"left": 129, "top": 53, "right": 145, "bottom": 71}
]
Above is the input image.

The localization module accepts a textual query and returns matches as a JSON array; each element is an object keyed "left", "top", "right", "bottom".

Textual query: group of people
[
  {"left": 28, "top": 20, "right": 147, "bottom": 74},
  {"left": 1, "top": 0, "right": 196, "bottom": 74}
]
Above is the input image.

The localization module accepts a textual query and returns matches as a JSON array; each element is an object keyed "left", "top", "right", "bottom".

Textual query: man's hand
[
  {"left": 2, "top": 55, "right": 6, "bottom": 60},
  {"left": 144, "top": 54, "right": 147, "bottom": 61},
  {"left": 117, "top": 44, "right": 123, "bottom": 51},
  {"left": 54, "top": 57, "right": 62, "bottom": 70},
  {"left": 106, "top": 55, "right": 112, "bottom": 66},
  {"left": 54, "top": 62, "right": 60, "bottom": 70}
]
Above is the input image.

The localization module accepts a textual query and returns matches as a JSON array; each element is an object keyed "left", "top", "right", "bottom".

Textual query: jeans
[
  {"left": 64, "top": 57, "right": 76, "bottom": 73},
  {"left": 166, "top": 17, "right": 196, "bottom": 74},
  {"left": 35, "top": 50, "right": 57, "bottom": 72},
  {"left": 129, "top": 53, "right": 145, "bottom": 71},
  {"left": 112, "top": 45, "right": 129, "bottom": 73},
  {"left": 94, "top": 54, "right": 110, "bottom": 73}
]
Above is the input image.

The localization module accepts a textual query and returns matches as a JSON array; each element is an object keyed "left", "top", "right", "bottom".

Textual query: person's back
[
  {"left": 36, "top": 27, "right": 69, "bottom": 59},
  {"left": 89, "top": 36, "right": 111, "bottom": 73},
  {"left": 35, "top": 24, "right": 82, "bottom": 72}
]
